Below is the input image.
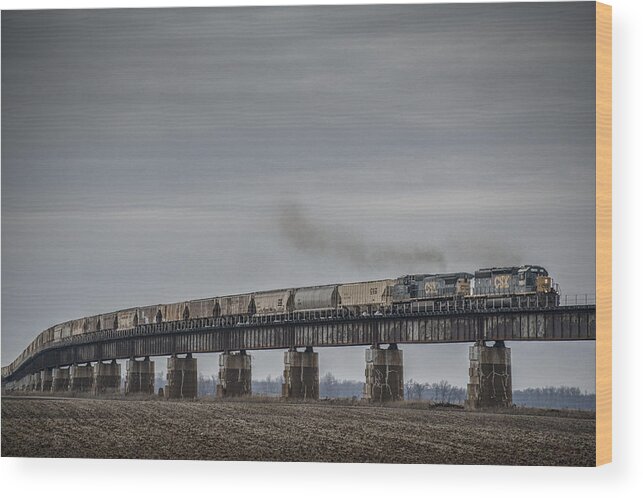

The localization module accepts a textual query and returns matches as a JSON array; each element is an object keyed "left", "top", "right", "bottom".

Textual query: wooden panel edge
[{"left": 595, "top": 0, "right": 612, "bottom": 467}]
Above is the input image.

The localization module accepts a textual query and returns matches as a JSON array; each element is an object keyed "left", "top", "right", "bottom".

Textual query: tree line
[
  {"left": 404, "top": 379, "right": 466, "bottom": 404},
  {"left": 151, "top": 371, "right": 595, "bottom": 410},
  {"left": 512, "top": 386, "right": 595, "bottom": 410}
]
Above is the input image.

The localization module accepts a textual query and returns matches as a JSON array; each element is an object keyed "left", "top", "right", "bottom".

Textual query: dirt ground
[{"left": 1, "top": 396, "right": 595, "bottom": 466}]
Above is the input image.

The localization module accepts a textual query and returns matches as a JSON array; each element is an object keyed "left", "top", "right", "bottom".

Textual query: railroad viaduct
[{"left": 2, "top": 302, "right": 596, "bottom": 409}]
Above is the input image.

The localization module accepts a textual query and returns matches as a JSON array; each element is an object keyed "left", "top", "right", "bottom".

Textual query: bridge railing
[{"left": 560, "top": 294, "right": 596, "bottom": 306}]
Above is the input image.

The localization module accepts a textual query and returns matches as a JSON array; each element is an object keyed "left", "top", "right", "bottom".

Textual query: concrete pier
[
  {"left": 282, "top": 347, "right": 319, "bottom": 399},
  {"left": 217, "top": 351, "right": 251, "bottom": 397},
  {"left": 70, "top": 363, "right": 94, "bottom": 392},
  {"left": 364, "top": 344, "right": 404, "bottom": 402},
  {"left": 465, "top": 340, "right": 512, "bottom": 410},
  {"left": 166, "top": 354, "right": 197, "bottom": 399},
  {"left": 29, "top": 372, "right": 41, "bottom": 391},
  {"left": 126, "top": 357, "right": 155, "bottom": 395},
  {"left": 93, "top": 360, "right": 121, "bottom": 395},
  {"left": 41, "top": 368, "right": 53, "bottom": 392},
  {"left": 51, "top": 367, "right": 70, "bottom": 392}
]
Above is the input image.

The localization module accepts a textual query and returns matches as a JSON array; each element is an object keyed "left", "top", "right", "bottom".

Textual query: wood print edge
[{"left": 595, "top": 0, "right": 612, "bottom": 467}]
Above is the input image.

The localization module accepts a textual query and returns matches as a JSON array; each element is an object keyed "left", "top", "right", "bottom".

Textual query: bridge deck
[{"left": 3, "top": 305, "right": 595, "bottom": 382}]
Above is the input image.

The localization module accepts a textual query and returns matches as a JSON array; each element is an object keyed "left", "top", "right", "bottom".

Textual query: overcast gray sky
[{"left": 2, "top": 3, "right": 596, "bottom": 391}]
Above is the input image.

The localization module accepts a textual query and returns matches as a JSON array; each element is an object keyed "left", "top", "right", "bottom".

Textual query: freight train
[{"left": 4, "top": 265, "right": 559, "bottom": 376}]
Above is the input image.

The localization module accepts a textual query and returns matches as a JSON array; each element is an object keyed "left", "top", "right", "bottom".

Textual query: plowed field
[{"left": 1, "top": 397, "right": 595, "bottom": 465}]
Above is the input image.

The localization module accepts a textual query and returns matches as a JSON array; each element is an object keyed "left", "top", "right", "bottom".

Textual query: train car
[
  {"left": 421, "top": 272, "right": 473, "bottom": 298},
  {"left": 252, "top": 289, "right": 294, "bottom": 315},
  {"left": 71, "top": 318, "right": 86, "bottom": 336},
  {"left": 99, "top": 311, "right": 118, "bottom": 331},
  {"left": 187, "top": 297, "right": 217, "bottom": 319},
  {"left": 338, "top": 279, "right": 395, "bottom": 313},
  {"left": 139, "top": 305, "right": 163, "bottom": 325},
  {"left": 115, "top": 308, "right": 139, "bottom": 330},
  {"left": 43, "top": 327, "right": 54, "bottom": 344},
  {"left": 472, "top": 265, "right": 553, "bottom": 295},
  {"left": 216, "top": 294, "right": 253, "bottom": 317},
  {"left": 83, "top": 315, "right": 102, "bottom": 333},
  {"left": 61, "top": 321, "right": 72, "bottom": 339},
  {"left": 293, "top": 285, "right": 339, "bottom": 312},
  {"left": 50, "top": 323, "right": 63, "bottom": 341},
  {"left": 160, "top": 302, "right": 190, "bottom": 322}
]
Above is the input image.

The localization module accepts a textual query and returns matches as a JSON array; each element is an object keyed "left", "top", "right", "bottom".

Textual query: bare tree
[
  {"left": 405, "top": 379, "right": 416, "bottom": 399},
  {"left": 412, "top": 381, "right": 427, "bottom": 400}
]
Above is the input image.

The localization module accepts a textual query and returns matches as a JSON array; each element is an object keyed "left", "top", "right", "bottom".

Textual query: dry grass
[{"left": 1, "top": 396, "right": 595, "bottom": 465}]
